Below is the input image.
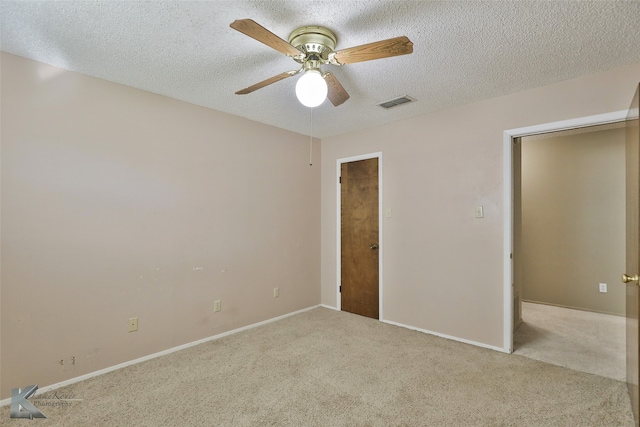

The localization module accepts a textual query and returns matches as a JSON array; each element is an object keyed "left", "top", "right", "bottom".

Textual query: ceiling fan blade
[
  {"left": 235, "top": 71, "right": 298, "bottom": 95},
  {"left": 230, "top": 19, "right": 302, "bottom": 57},
  {"left": 324, "top": 72, "right": 350, "bottom": 106},
  {"left": 332, "top": 36, "right": 413, "bottom": 65}
]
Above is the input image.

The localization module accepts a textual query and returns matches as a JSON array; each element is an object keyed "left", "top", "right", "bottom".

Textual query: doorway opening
[
  {"left": 503, "top": 110, "right": 629, "bottom": 353},
  {"left": 512, "top": 123, "right": 626, "bottom": 380}
]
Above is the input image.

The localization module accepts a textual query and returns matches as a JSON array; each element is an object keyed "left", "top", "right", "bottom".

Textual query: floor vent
[{"left": 377, "top": 95, "right": 415, "bottom": 109}]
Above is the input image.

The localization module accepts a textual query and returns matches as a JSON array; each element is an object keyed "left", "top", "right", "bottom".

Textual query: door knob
[
  {"left": 622, "top": 273, "right": 640, "bottom": 284},
  {"left": 370, "top": 244, "right": 378, "bottom": 250}
]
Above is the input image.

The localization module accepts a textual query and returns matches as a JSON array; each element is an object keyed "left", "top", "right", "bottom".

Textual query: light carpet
[
  {"left": 0, "top": 307, "right": 634, "bottom": 426},
  {"left": 514, "top": 301, "right": 625, "bottom": 381}
]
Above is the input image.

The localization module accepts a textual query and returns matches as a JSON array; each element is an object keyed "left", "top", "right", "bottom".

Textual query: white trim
[
  {"left": 381, "top": 319, "right": 508, "bottom": 353},
  {"left": 320, "top": 304, "right": 339, "bottom": 311},
  {"left": 502, "top": 110, "right": 628, "bottom": 354},
  {"left": 336, "top": 152, "right": 384, "bottom": 318},
  {"left": 0, "top": 305, "right": 320, "bottom": 407},
  {"left": 505, "top": 110, "right": 628, "bottom": 139},
  {"left": 503, "top": 134, "right": 514, "bottom": 353},
  {"left": 379, "top": 155, "right": 384, "bottom": 319}
]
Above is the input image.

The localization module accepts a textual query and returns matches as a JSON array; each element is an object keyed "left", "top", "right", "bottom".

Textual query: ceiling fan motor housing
[{"left": 288, "top": 26, "right": 337, "bottom": 63}]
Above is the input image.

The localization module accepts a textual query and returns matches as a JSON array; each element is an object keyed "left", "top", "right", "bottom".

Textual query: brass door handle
[
  {"left": 622, "top": 273, "right": 640, "bottom": 284},
  {"left": 370, "top": 244, "right": 378, "bottom": 250}
]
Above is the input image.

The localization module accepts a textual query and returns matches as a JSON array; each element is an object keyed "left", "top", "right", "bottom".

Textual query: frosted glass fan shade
[{"left": 295, "top": 70, "right": 327, "bottom": 108}]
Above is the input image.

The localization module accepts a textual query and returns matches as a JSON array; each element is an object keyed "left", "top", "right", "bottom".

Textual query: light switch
[
  {"left": 475, "top": 206, "right": 484, "bottom": 218},
  {"left": 386, "top": 208, "right": 392, "bottom": 218}
]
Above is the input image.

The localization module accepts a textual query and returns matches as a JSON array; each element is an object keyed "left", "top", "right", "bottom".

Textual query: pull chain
[{"left": 309, "top": 107, "right": 313, "bottom": 166}]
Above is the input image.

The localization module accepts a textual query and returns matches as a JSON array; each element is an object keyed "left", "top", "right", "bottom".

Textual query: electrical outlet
[
  {"left": 214, "top": 300, "right": 221, "bottom": 312},
  {"left": 274, "top": 287, "right": 279, "bottom": 298},
  {"left": 599, "top": 283, "right": 608, "bottom": 293},
  {"left": 128, "top": 317, "right": 138, "bottom": 332}
]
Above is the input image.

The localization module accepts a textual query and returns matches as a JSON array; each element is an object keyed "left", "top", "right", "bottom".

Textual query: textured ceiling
[{"left": 1, "top": 1, "right": 639, "bottom": 139}]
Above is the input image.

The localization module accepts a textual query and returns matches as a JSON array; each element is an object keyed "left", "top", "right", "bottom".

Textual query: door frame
[
  {"left": 503, "top": 110, "right": 628, "bottom": 353},
  {"left": 336, "top": 152, "right": 383, "bottom": 318}
]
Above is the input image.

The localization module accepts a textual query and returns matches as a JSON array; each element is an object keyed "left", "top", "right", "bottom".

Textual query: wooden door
[
  {"left": 341, "top": 158, "right": 379, "bottom": 319},
  {"left": 625, "top": 83, "right": 640, "bottom": 425}
]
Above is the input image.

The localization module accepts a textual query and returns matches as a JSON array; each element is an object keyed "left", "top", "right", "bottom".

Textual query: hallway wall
[{"left": 520, "top": 127, "right": 626, "bottom": 315}]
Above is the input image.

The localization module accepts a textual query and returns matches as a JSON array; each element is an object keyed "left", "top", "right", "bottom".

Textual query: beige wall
[
  {"left": 520, "top": 127, "right": 626, "bottom": 315},
  {"left": 320, "top": 63, "right": 640, "bottom": 349},
  {"left": 0, "top": 53, "right": 321, "bottom": 399},
  {"left": 2, "top": 50, "right": 639, "bottom": 400}
]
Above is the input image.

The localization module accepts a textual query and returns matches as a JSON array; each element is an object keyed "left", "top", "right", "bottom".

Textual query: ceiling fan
[{"left": 230, "top": 19, "right": 414, "bottom": 108}]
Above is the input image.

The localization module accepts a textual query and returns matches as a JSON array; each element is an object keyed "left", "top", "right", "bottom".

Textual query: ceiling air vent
[{"left": 377, "top": 95, "right": 416, "bottom": 109}]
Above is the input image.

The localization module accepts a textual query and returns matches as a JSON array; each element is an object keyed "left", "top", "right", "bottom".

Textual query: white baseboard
[
  {"left": 381, "top": 319, "right": 509, "bottom": 354},
  {"left": 0, "top": 305, "right": 321, "bottom": 407},
  {"left": 322, "top": 306, "right": 507, "bottom": 353},
  {"left": 2, "top": 305, "right": 508, "bottom": 407},
  {"left": 521, "top": 299, "right": 625, "bottom": 317}
]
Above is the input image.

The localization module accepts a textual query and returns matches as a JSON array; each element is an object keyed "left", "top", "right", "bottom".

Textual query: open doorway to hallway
[{"left": 512, "top": 122, "right": 626, "bottom": 379}]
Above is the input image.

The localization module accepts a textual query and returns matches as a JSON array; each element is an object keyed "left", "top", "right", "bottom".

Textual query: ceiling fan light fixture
[
  {"left": 295, "top": 69, "right": 327, "bottom": 108},
  {"left": 230, "top": 19, "right": 413, "bottom": 108}
]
